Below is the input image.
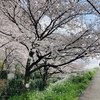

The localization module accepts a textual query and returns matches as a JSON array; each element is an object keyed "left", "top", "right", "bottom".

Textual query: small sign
[
  {"left": 8, "top": 73, "right": 14, "bottom": 80},
  {"left": 25, "top": 83, "right": 30, "bottom": 88}
]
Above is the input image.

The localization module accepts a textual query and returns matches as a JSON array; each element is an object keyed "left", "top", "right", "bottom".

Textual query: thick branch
[{"left": 86, "top": 0, "right": 100, "bottom": 15}]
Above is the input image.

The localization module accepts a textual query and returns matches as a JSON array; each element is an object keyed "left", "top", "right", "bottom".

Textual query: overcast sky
[{"left": 85, "top": 58, "right": 100, "bottom": 69}]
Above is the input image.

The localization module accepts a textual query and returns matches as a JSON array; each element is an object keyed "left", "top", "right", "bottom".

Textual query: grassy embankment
[{"left": 9, "top": 68, "right": 99, "bottom": 100}]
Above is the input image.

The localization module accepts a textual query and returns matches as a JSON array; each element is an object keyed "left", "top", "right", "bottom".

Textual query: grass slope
[{"left": 9, "top": 68, "right": 98, "bottom": 100}]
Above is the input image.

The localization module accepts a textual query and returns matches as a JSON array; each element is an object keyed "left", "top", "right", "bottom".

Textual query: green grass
[{"left": 9, "top": 67, "right": 99, "bottom": 100}]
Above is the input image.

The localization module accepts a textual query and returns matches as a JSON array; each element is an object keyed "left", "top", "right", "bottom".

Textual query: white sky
[{"left": 85, "top": 58, "right": 100, "bottom": 69}]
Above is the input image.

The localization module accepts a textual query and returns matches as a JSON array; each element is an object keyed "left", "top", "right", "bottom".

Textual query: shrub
[
  {"left": 6, "top": 79, "right": 24, "bottom": 98},
  {"left": 29, "top": 79, "right": 43, "bottom": 90},
  {"left": 0, "top": 71, "right": 7, "bottom": 79},
  {"left": 15, "top": 73, "right": 24, "bottom": 80}
]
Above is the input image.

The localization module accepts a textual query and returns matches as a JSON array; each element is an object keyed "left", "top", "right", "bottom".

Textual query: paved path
[{"left": 79, "top": 69, "right": 100, "bottom": 100}]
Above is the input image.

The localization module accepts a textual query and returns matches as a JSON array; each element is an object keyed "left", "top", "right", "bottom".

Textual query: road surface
[{"left": 79, "top": 69, "right": 100, "bottom": 100}]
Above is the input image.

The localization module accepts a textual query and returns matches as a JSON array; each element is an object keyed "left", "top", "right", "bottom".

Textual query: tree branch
[{"left": 86, "top": 0, "right": 100, "bottom": 15}]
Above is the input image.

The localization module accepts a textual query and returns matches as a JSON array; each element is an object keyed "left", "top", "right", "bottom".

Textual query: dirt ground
[{"left": 79, "top": 69, "right": 100, "bottom": 100}]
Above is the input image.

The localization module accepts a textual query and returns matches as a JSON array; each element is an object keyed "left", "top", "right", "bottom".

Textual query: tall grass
[{"left": 9, "top": 67, "right": 98, "bottom": 100}]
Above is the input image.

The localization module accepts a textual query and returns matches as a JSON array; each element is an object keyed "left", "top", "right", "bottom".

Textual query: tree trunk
[
  {"left": 42, "top": 74, "right": 47, "bottom": 90},
  {"left": 41, "top": 66, "right": 48, "bottom": 90},
  {"left": 24, "top": 58, "right": 31, "bottom": 92},
  {"left": 24, "top": 70, "right": 30, "bottom": 92}
]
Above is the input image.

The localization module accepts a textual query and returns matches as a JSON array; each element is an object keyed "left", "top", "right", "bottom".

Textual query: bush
[
  {"left": 15, "top": 73, "right": 24, "bottom": 80},
  {"left": 29, "top": 79, "right": 43, "bottom": 91},
  {"left": 6, "top": 79, "right": 24, "bottom": 98},
  {"left": 0, "top": 71, "right": 7, "bottom": 79}
]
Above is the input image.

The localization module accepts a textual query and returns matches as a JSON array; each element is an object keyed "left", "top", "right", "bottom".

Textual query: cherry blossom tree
[{"left": 0, "top": 0, "right": 100, "bottom": 90}]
